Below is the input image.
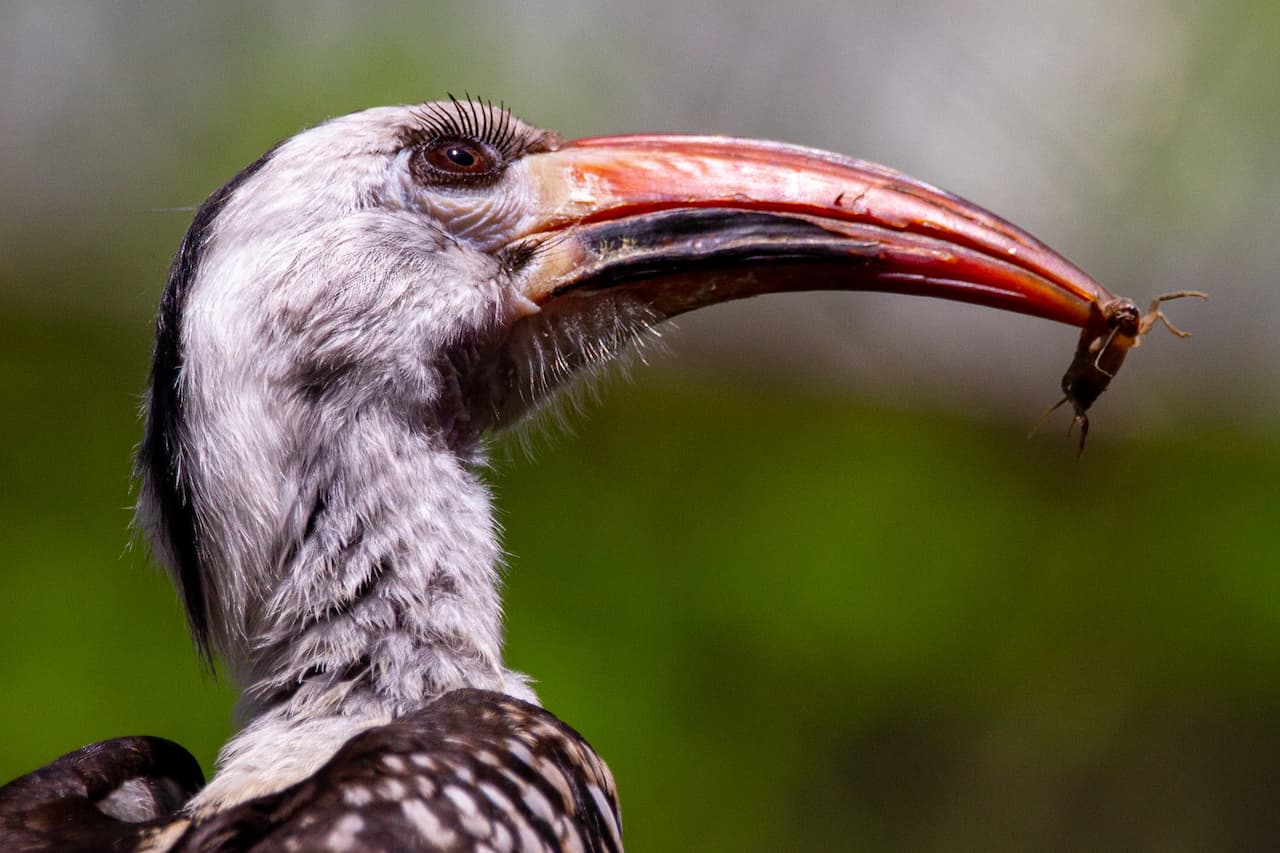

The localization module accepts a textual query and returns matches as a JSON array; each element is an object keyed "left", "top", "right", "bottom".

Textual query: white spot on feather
[
  {"left": 522, "top": 784, "right": 556, "bottom": 825},
  {"left": 377, "top": 778, "right": 407, "bottom": 800},
  {"left": 342, "top": 785, "right": 372, "bottom": 807},
  {"left": 325, "top": 813, "right": 364, "bottom": 851},
  {"left": 402, "top": 798, "right": 456, "bottom": 846},
  {"left": 445, "top": 785, "right": 478, "bottom": 816}
]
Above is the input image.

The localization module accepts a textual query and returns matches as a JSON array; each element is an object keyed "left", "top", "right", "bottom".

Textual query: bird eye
[
  {"left": 415, "top": 137, "right": 501, "bottom": 184},
  {"left": 443, "top": 145, "right": 476, "bottom": 168}
]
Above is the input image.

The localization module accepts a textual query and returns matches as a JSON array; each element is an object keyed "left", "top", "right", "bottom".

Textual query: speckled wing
[
  {"left": 0, "top": 735, "right": 203, "bottom": 853},
  {"left": 174, "top": 689, "right": 622, "bottom": 852}
]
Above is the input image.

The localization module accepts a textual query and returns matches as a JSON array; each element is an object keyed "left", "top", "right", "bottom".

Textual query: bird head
[{"left": 135, "top": 97, "right": 1111, "bottom": 670}]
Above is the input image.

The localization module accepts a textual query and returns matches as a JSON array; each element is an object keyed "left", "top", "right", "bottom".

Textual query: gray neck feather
[
  {"left": 240, "top": 411, "right": 526, "bottom": 722},
  {"left": 177, "top": 293, "right": 536, "bottom": 723},
  {"left": 172, "top": 338, "right": 537, "bottom": 813},
  {"left": 141, "top": 151, "right": 540, "bottom": 722}
]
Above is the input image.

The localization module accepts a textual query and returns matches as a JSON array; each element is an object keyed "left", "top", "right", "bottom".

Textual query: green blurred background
[{"left": 2, "top": 1, "right": 1278, "bottom": 850}]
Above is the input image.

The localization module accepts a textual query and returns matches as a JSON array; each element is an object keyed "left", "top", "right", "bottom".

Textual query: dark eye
[
  {"left": 1109, "top": 304, "right": 1140, "bottom": 332},
  {"left": 415, "top": 137, "right": 501, "bottom": 184}
]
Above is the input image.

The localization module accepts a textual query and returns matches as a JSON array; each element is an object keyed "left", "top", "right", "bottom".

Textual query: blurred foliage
[{"left": 2, "top": 2, "right": 1278, "bottom": 851}]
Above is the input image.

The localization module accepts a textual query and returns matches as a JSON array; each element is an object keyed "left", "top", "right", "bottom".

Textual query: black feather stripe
[{"left": 137, "top": 144, "right": 279, "bottom": 661}]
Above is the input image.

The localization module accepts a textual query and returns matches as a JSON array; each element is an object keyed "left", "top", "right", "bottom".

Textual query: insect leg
[
  {"left": 1140, "top": 291, "right": 1209, "bottom": 337},
  {"left": 1030, "top": 396, "right": 1068, "bottom": 437}
]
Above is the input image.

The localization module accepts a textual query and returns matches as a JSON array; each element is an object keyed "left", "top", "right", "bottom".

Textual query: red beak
[{"left": 512, "top": 135, "right": 1114, "bottom": 329}]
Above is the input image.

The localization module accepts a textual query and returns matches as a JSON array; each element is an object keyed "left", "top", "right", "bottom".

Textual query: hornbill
[{"left": 1, "top": 98, "right": 1137, "bottom": 851}]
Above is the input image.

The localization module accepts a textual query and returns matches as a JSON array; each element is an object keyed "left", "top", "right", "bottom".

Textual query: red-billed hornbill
[{"left": 1, "top": 98, "right": 1128, "bottom": 851}]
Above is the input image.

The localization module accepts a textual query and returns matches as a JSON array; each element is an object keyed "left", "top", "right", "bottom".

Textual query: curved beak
[{"left": 512, "top": 135, "right": 1114, "bottom": 329}]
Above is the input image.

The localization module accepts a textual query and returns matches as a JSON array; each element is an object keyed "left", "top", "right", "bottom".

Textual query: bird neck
[
  {"left": 227, "top": 409, "right": 535, "bottom": 725},
  {"left": 184, "top": 406, "right": 538, "bottom": 815}
]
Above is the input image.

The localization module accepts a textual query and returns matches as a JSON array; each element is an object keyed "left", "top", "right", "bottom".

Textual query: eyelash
[{"left": 408, "top": 95, "right": 524, "bottom": 163}]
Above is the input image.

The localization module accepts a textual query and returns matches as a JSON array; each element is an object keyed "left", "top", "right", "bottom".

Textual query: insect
[{"left": 1036, "top": 290, "right": 1208, "bottom": 454}]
